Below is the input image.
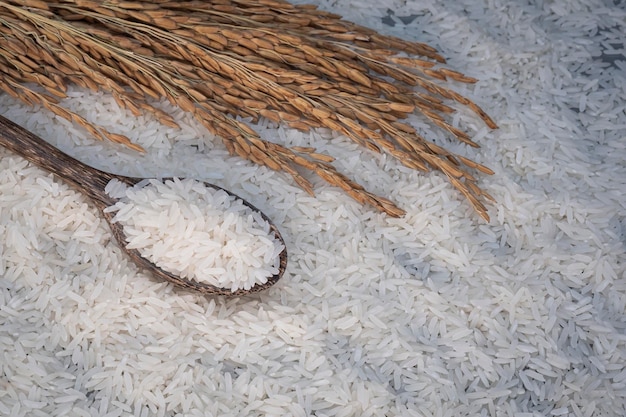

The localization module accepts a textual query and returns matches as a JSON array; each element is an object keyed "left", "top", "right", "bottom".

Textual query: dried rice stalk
[{"left": 0, "top": 0, "right": 497, "bottom": 220}]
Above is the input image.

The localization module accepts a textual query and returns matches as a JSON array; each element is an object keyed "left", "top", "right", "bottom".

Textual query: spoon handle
[{"left": 0, "top": 115, "right": 129, "bottom": 208}]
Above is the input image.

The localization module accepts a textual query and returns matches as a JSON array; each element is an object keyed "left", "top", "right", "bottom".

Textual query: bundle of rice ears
[{"left": 0, "top": 0, "right": 498, "bottom": 220}]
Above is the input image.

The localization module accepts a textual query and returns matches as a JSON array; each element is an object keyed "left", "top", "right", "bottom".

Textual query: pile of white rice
[
  {"left": 104, "top": 178, "right": 284, "bottom": 291},
  {"left": 0, "top": 0, "right": 624, "bottom": 416}
]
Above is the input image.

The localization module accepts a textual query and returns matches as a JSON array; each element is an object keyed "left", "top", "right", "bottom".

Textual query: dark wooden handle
[{"left": 0, "top": 115, "right": 130, "bottom": 208}]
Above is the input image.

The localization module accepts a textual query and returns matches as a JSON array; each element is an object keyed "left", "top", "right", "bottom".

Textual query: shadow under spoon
[{"left": 0, "top": 115, "right": 287, "bottom": 296}]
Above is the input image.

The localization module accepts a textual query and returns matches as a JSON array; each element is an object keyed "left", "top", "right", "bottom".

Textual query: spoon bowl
[{"left": 0, "top": 115, "right": 287, "bottom": 296}]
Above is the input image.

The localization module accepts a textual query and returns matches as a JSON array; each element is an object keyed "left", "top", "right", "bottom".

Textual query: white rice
[
  {"left": 104, "top": 177, "right": 284, "bottom": 291},
  {"left": 0, "top": 0, "right": 625, "bottom": 416}
]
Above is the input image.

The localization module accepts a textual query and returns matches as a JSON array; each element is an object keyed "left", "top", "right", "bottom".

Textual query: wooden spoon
[{"left": 0, "top": 115, "right": 287, "bottom": 296}]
